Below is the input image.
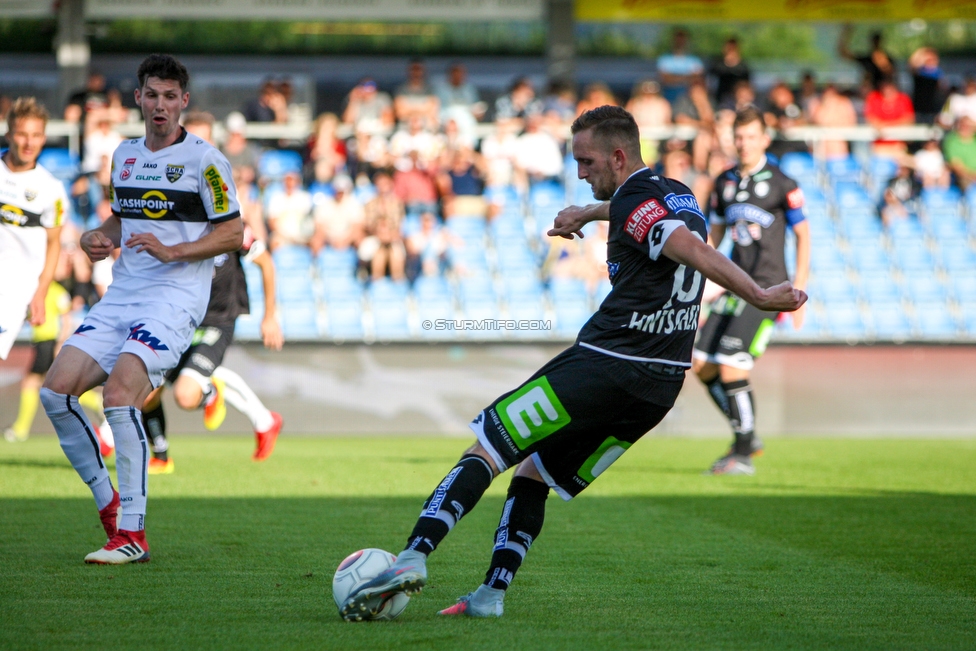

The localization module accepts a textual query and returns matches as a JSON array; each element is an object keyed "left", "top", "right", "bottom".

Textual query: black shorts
[
  {"left": 30, "top": 340, "right": 57, "bottom": 375},
  {"left": 693, "top": 292, "right": 778, "bottom": 371},
  {"left": 164, "top": 322, "right": 235, "bottom": 385},
  {"left": 471, "top": 345, "right": 683, "bottom": 501}
]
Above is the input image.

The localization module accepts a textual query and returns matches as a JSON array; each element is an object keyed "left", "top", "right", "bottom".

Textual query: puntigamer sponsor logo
[
  {"left": 204, "top": 164, "right": 228, "bottom": 213},
  {"left": 119, "top": 190, "right": 175, "bottom": 218}
]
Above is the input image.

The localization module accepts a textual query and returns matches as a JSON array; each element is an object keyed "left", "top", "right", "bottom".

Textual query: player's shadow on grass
[{"left": 3, "top": 494, "right": 975, "bottom": 649}]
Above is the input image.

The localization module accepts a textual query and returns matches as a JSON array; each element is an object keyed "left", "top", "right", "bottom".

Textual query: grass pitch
[{"left": 1, "top": 435, "right": 975, "bottom": 651}]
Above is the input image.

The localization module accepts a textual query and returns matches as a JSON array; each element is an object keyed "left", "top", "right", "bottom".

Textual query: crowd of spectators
[{"left": 23, "top": 28, "right": 976, "bottom": 307}]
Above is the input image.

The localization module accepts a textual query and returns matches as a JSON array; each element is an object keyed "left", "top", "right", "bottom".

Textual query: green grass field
[{"left": 2, "top": 435, "right": 975, "bottom": 650}]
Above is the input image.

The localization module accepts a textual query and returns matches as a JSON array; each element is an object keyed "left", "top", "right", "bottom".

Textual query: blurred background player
[
  {"left": 0, "top": 98, "right": 65, "bottom": 365},
  {"left": 4, "top": 280, "right": 112, "bottom": 454},
  {"left": 140, "top": 111, "right": 284, "bottom": 475},
  {"left": 692, "top": 106, "right": 810, "bottom": 475}
]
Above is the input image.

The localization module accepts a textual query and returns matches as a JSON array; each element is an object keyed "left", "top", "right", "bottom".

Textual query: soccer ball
[{"left": 333, "top": 548, "right": 410, "bottom": 621}]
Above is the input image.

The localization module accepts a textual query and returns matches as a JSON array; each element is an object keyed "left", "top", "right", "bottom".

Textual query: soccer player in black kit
[
  {"left": 693, "top": 106, "right": 810, "bottom": 476},
  {"left": 339, "top": 106, "right": 806, "bottom": 620}
]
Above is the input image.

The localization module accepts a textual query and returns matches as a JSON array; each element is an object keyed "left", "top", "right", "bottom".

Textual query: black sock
[
  {"left": 404, "top": 454, "right": 494, "bottom": 556},
  {"left": 723, "top": 380, "right": 755, "bottom": 455},
  {"left": 142, "top": 403, "right": 168, "bottom": 461},
  {"left": 703, "top": 375, "right": 730, "bottom": 417},
  {"left": 484, "top": 476, "right": 549, "bottom": 591}
]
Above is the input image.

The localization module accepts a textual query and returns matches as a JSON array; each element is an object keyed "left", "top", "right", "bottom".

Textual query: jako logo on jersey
[
  {"left": 204, "top": 165, "right": 229, "bottom": 213},
  {"left": 0, "top": 204, "right": 25, "bottom": 226},
  {"left": 127, "top": 324, "right": 169, "bottom": 352},
  {"left": 74, "top": 324, "right": 96, "bottom": 335},
  {"left": 120, "top": 158, "right": 136, "bottom": 181},
  {"left": 166, "top": 164, "right": 184, "bottom": 183},
  {"left": 624, "top": 198, "right": 667, "bottom": 243},
  {"left": 142, "top": 163, "right": 157, "bottom": 168},
  {"left": 664, "top": 193, "right": 705, "bottom": 220},
  {"left": 118, "top": 191, "right": 175, "bottom": 218}
]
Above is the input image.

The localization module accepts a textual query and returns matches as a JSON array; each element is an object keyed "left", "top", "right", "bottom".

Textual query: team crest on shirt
[
  {"left": 166, "top": 164, "right": 185, "bottom": 183},
  {"left": 24, "top": 188, "right": 36, "bottom": 202},
  {"left": 120, "top": 158, "right": 136, "bottom": 181}
]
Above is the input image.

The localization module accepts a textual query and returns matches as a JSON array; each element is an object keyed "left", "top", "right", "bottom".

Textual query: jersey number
[{"left": 663, "top": 230, "right": 703, "bottom": 309}]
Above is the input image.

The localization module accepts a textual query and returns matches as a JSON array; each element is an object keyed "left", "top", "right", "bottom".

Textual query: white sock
[
  {"left": 104, "top": 407, "right": 149, "bottom": 532},
  {"left": 212, "top": 366, "right": 273, "bottom": 432},
  {"left": 40, "top": 388, "right": 113, "bottom": 507},
  {"left": 98, "top": 419, "right": 115, "bottom": 447},
  {"left": 91, "top": 477, "right": 116, "bottom": 511}
]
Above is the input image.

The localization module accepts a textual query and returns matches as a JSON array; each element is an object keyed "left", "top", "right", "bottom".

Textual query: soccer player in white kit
[
  {"left": 0, "top": 98, "right": 66, "bottom": 362},
  {"left": 41, "top": 54, "right": 243, "bottom": 564}
]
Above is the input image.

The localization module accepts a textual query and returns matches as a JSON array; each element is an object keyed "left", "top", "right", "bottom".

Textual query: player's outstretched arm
[
  {"left": 548, "top": 202, "right": 610, "bottom": 240},
  {"left": 663, "top": 225, "right": 807, "bottom": 313},
  {"left": 126, "top": 217, "right": 244, "bottom": 264}
]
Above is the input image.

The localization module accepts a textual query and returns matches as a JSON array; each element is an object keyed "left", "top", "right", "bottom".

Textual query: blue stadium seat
[
  {"left": 327, "top": 301, "right": 364, "bottom": 339},
  {"left": 921, "top": 187, "right": 961, "bottom": 210},
  {"left": 913, "top": 302, "right": 958, "bottom": 339},
  {"left": 554, "top": 298, "right": 593, "bottom": 338},
  {"left": 593, "top": 279, "right": 613, "bottom": 306},
  {"left": 371, "top": 299, "right": 411, "bottom": 340},
  {"left": 891, "top": 245, "right": 935, "bottom": 271},
  {"left": 413, "top": 275, "right": 453, "bottom": 302},
  {"left": 810, "top": 245, "right": 848, "bottom": 273},
  {"left": 368, "top": 278, "right": 409, "bottom": 304},
  {"left": 826, "top": 157, "right": 861, "bottom": 183},
  {"left": 851, "top": 244, "right": 890, "bottom": 272},
  {"left": 867, "top": 301, "right": 912, "bottom": 339},
  {"left": 258, "top": 150, "right": 303, "bottom": 181},
  {"left": 38, "top": 148, "right": 80, "bottom": 181},
  {"left": 234, "top": 313, "right": 263, "bottom": 340},
  {"left": 276, "top": 271, "right": 315, "bottom": 304},
  {"left": 902, "top": 275, "right": 946, "bottom": 302},
  {"left": 272, "top": 245, "right": 313, "bottom": 272},
  {"left": 810, "top": 273, "right": 856, "bottom": 304},
  {"left": 316, "top": 246, "right": 358, "bottom": 279},
  {"left": 502, "top": 275, "right": 543, "bottom": 301},
  {"left": 780, "top": 152, "right": 816, "bottom": 178},
  {"left": 416, "top": 297, "right": 456, "bottom": 340},
  {"left": 860, "top": 275, "right": 900, "bottom": 303},
  {"left": 928, "top": 217, "right": 967, "bottom": 241},
  {"left": 323, "top": 276, "right": 363, "bottom": 303},
  {"left": 549, "top": 277, "right": 588, "bottom": 304},
  {"left": 951, "top": 272, "right": 976, "bottom": 303},
  {"left": 825, "top": 304, "right": 865, "bottom": 338},
  {"left": 939, "top": 242, "right": 976, "bottom": 272},
  {"left": 280, "top": 304, "right": 321, "bottom": 339}
]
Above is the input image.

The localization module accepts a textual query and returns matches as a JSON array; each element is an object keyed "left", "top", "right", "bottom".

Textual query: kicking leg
[
  {"left": 440, "top": 458, "right": 549, "bottom": 618},
  {"left": 340, "top": 442, "right": 498, "bottom": 621}
]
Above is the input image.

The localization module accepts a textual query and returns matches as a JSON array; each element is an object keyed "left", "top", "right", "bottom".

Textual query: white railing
[{"left": 0, "top": 120, "right": 946, "bottom": 158}]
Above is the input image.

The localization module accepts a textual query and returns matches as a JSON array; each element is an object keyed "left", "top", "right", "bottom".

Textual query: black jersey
[
  {"left": 712, "top": 157, "right": 805, "bottom": 288},
  {"left": 201, "top": 226, "right": 262, "bottom": 327},
  {"left": 576, "top": 169, "right": 709, "bottom": 368}
]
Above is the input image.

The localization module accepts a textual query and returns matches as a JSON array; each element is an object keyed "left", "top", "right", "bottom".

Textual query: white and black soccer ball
[{"left": 333, "top": 548, "right": 410, "bottom": 621}]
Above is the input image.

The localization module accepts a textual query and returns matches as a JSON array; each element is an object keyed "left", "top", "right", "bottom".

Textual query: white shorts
[
  {"left": 0, "top": 291, "right": 31, "bottom": 360},
  {"left": 62, "top": 301, "right": 196, "bottom": 388}
]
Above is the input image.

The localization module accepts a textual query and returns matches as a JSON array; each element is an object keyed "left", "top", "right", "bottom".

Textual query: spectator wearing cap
[
  {"left": 311, "top": 175, "right": 364, "bottom": 254},
  {"left": 944, "top": 116, "right": 976, "bottom": 191},
  {"left": 307, "top": 112, "right": 347, "bottom": 184},
  {"left": 267, "top": 170, "right": 314, "bottom": 251},
  {"left": 710, "top": 37, "right": 750, "bottom": 106},
  {"left": 657, "top": 29, "right": 704, "bottom": 104},
  {"left": 394, "top": 59, "right": 440, "bottom": 129},
  {"left": 221, "top": 112, "right": 261, "bottom": 172},
  {"left": 343, "top": 78, "right": 395, "bottom": 135}
]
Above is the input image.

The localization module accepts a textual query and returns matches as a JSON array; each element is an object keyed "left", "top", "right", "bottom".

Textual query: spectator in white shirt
[
  {"left": 310, "top": 175, "right": 365, "bottom": 253},
  {"left": 513, "top": 113, "right": 564, "bottom": 187},
  {"left": 267, "top": 170, "right": 313, "bottom": 250}
]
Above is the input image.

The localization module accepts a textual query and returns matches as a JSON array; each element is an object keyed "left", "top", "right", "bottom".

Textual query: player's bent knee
[{"left": 463, "top": 441, "right": 500, "bottom": 477}]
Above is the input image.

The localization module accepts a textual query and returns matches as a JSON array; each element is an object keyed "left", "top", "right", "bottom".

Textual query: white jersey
[
  {"left": 0, "top": 157, "right": 66, "bottom": 295},
  {"left": 106, "top": 129, "right": 241, "bottom": 323}
]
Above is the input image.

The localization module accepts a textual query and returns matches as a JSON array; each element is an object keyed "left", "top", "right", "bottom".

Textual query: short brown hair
[
  {"left": 7, "top": 96, "right": 49, "bottom": 133},
  {"left": 571, "top": 105, "right": 641, "bottom": 158},
  {"left": 733, "top": 105, "right": 764, "bottom": 130},
  {"left": 137, "top": 53, "right": 190, "bottom": 91}
]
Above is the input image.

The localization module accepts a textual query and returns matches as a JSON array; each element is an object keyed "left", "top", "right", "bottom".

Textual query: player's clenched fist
[
  {"left": 81, "top": 230, "right": 115, "bottom": 262},
  {"left": 756, "top": 281, "right": 807, "bottom": 313}
]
